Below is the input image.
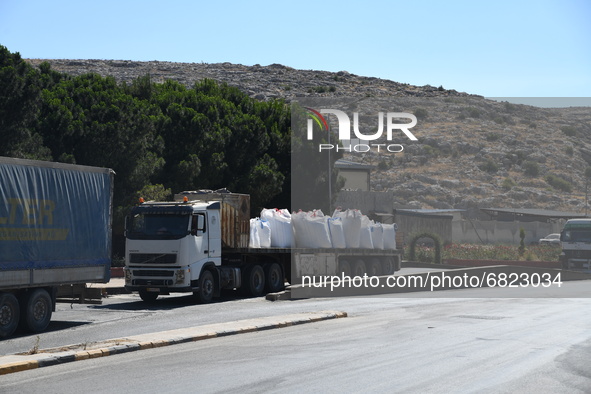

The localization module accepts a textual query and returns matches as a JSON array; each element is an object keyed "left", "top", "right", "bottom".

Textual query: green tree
[
  {"left": 0, "top": 46, "right": 51, "bottom": 159},
  {"left": 36, "top": 72, "right": 165, "bottom": 208}
]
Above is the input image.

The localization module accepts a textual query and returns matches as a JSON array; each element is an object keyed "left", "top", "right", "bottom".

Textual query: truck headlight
[{"left": 175, "top": 269, "right": 186, "bottom": 284}]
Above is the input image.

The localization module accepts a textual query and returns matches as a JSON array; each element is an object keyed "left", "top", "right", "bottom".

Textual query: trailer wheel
[
  {"left": 368, "top": 258, "right": 382, "bottom": 277},
  {"left": 243, "top": 265, "right": 265, "bottom": 297},
  {"left": 339, "top": 259, "right": 352, "bottom": 277},
  {"left": 353, "top": 260, "right": 367, "bottom": 277},
  {"left": 194, "top": 270, "right": 215, "bottom": 304},
  {"left": 382, "top": 257, "right": 397, "bottom": 275},
  {"left": 139, "top": 289, "right": 159, "bottom": 303},
  {"left": 265, "top": 263, "right": 284, "bottom": 293},
  {"left": 0, "top": 293, "right": 20, "bottom": 338},
  {"left": 20, "top": 289, "right": 52, "bottom": 333}
]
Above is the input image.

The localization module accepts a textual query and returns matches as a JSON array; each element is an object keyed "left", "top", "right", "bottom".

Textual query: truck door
[
  {"left": 190, "top": 213, "right": 209, "bottom": 260},
  {"left": 205, "top": 208, "right": 222, "bottom": 259}
]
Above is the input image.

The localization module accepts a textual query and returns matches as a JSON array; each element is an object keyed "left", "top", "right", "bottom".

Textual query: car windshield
[{"left": 127, "top": 213, "right": 190, "bottom": 240}]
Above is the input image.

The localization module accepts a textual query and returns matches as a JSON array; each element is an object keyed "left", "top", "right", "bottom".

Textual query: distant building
[{"left": 335, "top": 159, "right": 373, "bottom": 192}]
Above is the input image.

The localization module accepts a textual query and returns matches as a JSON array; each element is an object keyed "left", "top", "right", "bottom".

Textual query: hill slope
[{"left": 26, "top": 59, "right": 591, "bottom": 214}]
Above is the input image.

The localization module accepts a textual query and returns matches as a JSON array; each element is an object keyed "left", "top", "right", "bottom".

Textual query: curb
[{"left": 0, "top": 311, "right": 347, "bottom": 376}]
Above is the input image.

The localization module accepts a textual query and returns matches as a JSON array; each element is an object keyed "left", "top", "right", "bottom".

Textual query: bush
[
  {"left": 467, "top": 107, "right": 481, "bottom": 118},
  {"left": 479, "top": 159, "right": 498, "bottom": 173},
  {"left": 522, "top": 160, "right": 540, "bottom": 177},
  {"left": 545, "top": 174, "right": 573, "bottom": 192},
  {"left": 377, "top": 160, "right": 389, "bottom": 171},
  {"left": 561, "top": 126, "right": 577, "bottom": 137},
  {"left": 501, "top": 177, "right": 516, "bottom": 190},
  {"left": 414, "top": 108, "right": 428, "bottom": 120}
]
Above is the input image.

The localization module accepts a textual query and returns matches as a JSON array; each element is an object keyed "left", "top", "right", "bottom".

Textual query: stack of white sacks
[{"left": 249, "top": 208, "right": 396, "bottom": 250}]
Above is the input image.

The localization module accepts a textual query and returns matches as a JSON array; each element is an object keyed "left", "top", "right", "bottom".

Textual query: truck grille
[
  {"left": 129, "top": 253, "right": 177, "bottom": 264},
  {"left": 132, "top": 270, "right": 175, "bottom": 277}
]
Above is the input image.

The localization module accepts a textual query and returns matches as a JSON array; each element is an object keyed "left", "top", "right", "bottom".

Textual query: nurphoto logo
[{"left": 305, "top": 107, "right": 418, "bottom": 152}]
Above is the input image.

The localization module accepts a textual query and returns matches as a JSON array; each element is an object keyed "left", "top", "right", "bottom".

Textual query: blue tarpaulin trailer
[{"left": 0, "top": 156, "right": 114, "bottom": 338}]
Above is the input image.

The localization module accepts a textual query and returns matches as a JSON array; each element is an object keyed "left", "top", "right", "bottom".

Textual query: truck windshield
[
  {"left": 127, "top": 213, "right": 190, "bottom": 240},
  {"left": 561, "top": 229, "right": 591, "bottom": 243}
]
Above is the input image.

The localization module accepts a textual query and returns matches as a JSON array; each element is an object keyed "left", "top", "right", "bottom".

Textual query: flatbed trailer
[{"left": 124, "top": 192, "right": 401, "bottom": 302}]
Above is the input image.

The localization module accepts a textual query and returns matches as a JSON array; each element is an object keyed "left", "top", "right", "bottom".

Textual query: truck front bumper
[{"left": 125, "top": 285, "right": 194, "bottom": 293}]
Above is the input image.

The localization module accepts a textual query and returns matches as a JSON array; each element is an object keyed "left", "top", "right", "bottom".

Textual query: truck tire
[
  {"left": 139, "top": 288, "right": 159, "bottom": 302},
  {"left": 0, "top": 293, "right": 20, "bottom": 338},
  {"left": 194, "top": 270, "right": 214, "bottom": 304},
  {"left": 382, "top": 257, "right": 395, "bottom": 275},
  {"left": 20, "top": 288, "right": 52, "bottom": 333},
  {"left": 353, "top": 260, "right": 367, "bottom": 277},
  {"left": 243, "top": 265, "right": 265, "bottom": 297},
  {"left": 339, "top": 259, "right": 352, "bottom": 277},
  {"left": 368, "top": 258, "right": 382, "bottom": 276},
  {"left": 265, "top": 263, "right": 284, "bottom": 293}
]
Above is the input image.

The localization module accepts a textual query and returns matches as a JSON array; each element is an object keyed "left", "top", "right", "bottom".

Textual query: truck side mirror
[{"left": 191, "top": 214, "right": 206, "bottom": 236}]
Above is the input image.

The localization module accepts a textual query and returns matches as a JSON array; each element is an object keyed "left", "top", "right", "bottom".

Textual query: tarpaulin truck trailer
[
  {"left": 124, "top": 191, "right": 401, "bottom": 303},
  {"left": 0, "top": 157, "right": 114, "bottom": 338}
]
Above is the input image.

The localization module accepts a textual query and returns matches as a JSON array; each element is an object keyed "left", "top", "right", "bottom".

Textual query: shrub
[
  {"left": 545, "top": 174, "right": 573, "bottom": 192},
  {"left": 522, "top": 160, "right": 540, "bottom": 176},
  {"left": 377, "top": 160, "right": 389, "bottom": 171},
  {"left": 501, "top": 177, "right": 516, "bottom": 190},
  {"left": 479, "top": 159, "right": 498, "bottom": 173},
  {"left": 560, "top": 126, "right": 577, "bottom": 137},
  {"left": 423, "top": 145, "right": 440, "bottom": 157},
  {"left": 414, "top": 108, "right": 428, "bottom": 120}
]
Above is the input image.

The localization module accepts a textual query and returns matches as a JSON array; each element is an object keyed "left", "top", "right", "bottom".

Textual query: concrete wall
[
  {"left": 452, "top": 220, "right": 563, "bottom": 245},
  {"left": 395, "top": 212, "right": 453, "bottom": 245},
  {"left": 335, "top": 190, "right": 393, "bottom": 214},
  {"left": 335, "top": 190, "right": 565, "bottom": 245}
]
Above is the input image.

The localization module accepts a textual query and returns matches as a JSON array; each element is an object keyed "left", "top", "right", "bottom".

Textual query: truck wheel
[
  {"left": 382, "top": 257, "right": 395, "bottom": 275},
  {"left": 339, "top": 259, "right": 352, "bottom": 277},
  {"left": 368, "top": 258, "right": 382, "bottom": 276},
  {"left": 353, "top": 260, "right": 367, "bottom": 277},
  {"left": 20, "top": 289, "right": 52, "bottom": 333},
  {"left": 139, "top": 289, "right": 159, "bottom": 302},
  {"left": 194, "top": 270, "right": 214, "bottom": 304},
  {"left": 243, "top": 265, "right": 265, "bottom": 297},
  {"left": 265, "top": 263, "right": 284, "bottom": 293},
  {"left": 0, "top": 293, "right": 20, "bottom": 338}
]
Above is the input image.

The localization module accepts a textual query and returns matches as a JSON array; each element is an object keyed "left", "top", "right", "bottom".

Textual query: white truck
[
  {"left": 124, "top": 191, "right": 401, "bottom": 302},
  {"left": 559, "top": 218, "right": 591, "bottom": 271}
]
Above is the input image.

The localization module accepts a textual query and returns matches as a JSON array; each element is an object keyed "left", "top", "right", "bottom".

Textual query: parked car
[{"left": 539, "top": 233, "right": 561, "bottom": 245}]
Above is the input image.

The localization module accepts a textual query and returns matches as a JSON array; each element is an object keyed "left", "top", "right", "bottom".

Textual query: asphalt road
[{"left": 1, "top": 281, "right": 591, "bottom": 393}]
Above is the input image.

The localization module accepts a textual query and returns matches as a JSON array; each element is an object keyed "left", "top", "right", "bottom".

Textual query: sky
[{"left": 1, "top": 0, "right": 590, "bottom": 98}]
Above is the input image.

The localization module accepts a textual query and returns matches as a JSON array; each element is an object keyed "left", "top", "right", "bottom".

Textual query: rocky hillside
[{"left": 26, "top": 59, "right": 591, "bottom": 214}]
